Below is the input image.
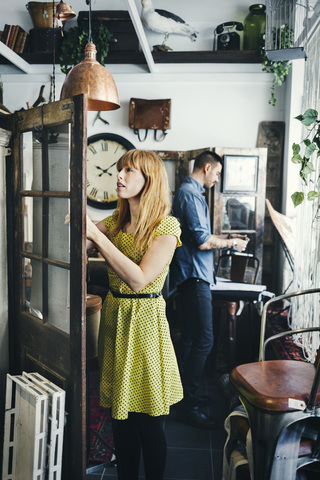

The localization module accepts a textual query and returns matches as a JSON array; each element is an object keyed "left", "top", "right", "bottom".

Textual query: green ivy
[
  {"left": 261, "top": 25, "right": 294, "bottom": 106},
  {"left": 291, "top": 109, "right": 320, "bottom": 207},
  {"left": 59, "top": 24, "right": 113, "bottom": 75},
  {"left": 262, "top": 57, "right": 291, "bottom": 106}
]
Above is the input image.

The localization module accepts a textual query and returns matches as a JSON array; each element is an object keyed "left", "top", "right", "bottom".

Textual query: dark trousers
[
  {"left": 112, "top": 412, "right": 166, "bottom": 480},
  {"left": 177, "top": 278, "right": 214, "bottom": 406}
]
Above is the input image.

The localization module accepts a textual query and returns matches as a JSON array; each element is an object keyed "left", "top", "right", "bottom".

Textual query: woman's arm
[{"left": 87, "top": 216, "right": 177, "bottom": 292}]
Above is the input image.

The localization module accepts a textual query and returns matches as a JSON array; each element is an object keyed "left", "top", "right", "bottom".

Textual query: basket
[{"left": 26, "top": 2, "right": 60, "bottom": 29}]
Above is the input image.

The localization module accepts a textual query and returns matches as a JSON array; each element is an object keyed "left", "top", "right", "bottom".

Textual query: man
[{"left": 170, "top": 151, "right": 248, "bottom": 429}]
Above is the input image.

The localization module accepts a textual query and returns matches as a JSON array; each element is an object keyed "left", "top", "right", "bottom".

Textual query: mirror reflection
[{"left": 222, "top": 196, "right": 256, "bottom": 230}]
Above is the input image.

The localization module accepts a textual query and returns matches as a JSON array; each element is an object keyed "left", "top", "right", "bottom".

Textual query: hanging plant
[
  {"left": 261, "top": 24, "right": 294, "bottom": 106},
  {"left": 59, "top": 23, "right": 113, "bottom": 75},
  {"left": 291, "top": 109, "right": 320, "bottom": 207}
]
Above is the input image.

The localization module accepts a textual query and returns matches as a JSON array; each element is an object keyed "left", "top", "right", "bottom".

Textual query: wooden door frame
[{"left": 8, "top": 95, "right": 88, "bottom": 479}]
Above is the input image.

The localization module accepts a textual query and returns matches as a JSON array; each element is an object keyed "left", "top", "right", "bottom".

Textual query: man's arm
[{"left": 198, "top": 234, "right": 249, "bottom": 252}]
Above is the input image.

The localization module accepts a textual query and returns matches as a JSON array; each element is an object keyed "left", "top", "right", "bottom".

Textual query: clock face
[{"left": 87, "top": 133, "right": 135, "bottom": 209}]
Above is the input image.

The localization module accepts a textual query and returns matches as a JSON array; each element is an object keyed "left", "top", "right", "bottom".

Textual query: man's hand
[{"left": 230, "top": 234, "right": 250, "bottom": 253}]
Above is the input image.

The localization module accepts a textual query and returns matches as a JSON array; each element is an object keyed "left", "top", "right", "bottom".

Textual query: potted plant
[
  {"left": 59, "top": 23, "right": 113, "bottom": 74},
  {"left": 261, "top": 24, "right": 294, "bottom": 106},
  {"left": 291, "top": 109, "right": 320, "bottom": 207}
]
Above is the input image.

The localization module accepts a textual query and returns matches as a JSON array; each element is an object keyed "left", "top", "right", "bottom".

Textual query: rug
[{"left": 89, "top": 370, "right": 115, "bottom": 463}]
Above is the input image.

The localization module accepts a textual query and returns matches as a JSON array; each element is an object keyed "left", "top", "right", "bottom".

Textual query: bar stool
[{"left": 229, "top": 288, "right": 320, "bottom": 480}]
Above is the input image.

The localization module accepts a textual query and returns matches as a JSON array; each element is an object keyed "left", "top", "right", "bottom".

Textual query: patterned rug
[
  {"left": 265, "top": 302, "right": 307, "bottom": 362},
  {"left": 88, "top": 370, "right": 115, "bottom": 463}
]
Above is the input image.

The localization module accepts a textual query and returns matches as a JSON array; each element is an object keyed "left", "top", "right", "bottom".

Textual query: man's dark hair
[{"left": 193, "top": 151, "right": 223, "bottom": 171}]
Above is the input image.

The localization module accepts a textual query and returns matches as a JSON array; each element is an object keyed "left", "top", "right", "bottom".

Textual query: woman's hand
[{"left": 86, "top": 215, "right": 98, "bottom": 241}]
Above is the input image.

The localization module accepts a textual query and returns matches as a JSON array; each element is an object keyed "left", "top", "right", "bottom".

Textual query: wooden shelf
[
  {"left": 1, "top": 48, "right": 262, "bottom": 68},
  {"left": 152, "top": 50, "right": 262, "bottom": 64},
  {"left": 18, "top": 50, "right": 146, "bottom": 65}
]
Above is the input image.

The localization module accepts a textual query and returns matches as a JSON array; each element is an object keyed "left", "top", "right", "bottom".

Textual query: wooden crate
[
  {"left": 2, "top": 374, "right": 49, "bottom": 480},
  {"left": 2, "top": 373, "right": 65, "bottom": 480},
  {"left": 22, "top": 372, "right": 65, "bottom": 480}
]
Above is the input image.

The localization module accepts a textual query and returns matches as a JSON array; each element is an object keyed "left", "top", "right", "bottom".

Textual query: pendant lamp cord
[{"left": 86, "top": 0, "right": 93, "bottom": 43}]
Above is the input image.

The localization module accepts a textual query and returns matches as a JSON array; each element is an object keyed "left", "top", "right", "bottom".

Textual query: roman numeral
[
  {"left": 104, "top": 191, "right": 109, "bottom": 199},
  {"left": 90, "top": 187, "right": 98, "bottom": 198},
  {"left": 101, "top": 141, "right": 108, "bottom": 151},
  {"left": 88, "top": 145, "right": 97, "bottom": 154}
]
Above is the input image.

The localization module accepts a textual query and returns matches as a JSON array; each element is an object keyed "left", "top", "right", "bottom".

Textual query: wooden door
[{"left": 8, "top": 95, "right": 87, "bottom": 479}]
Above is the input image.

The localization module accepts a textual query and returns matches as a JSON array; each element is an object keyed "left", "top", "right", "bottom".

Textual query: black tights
[{"left": 112, "top": 412, "right": 167, "bottom": 480}]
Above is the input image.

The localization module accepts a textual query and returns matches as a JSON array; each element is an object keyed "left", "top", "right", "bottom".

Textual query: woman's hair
[{"left": 108, "top": 150, "right": 171, "bottom": 251}]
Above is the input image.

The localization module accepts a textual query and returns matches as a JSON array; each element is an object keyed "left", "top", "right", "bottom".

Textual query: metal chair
[
  {"left": 228, "top": 288, "right": 320, "bottom": 480},
  {"left": 216, "top": 250, "right": 260, "bottom": 284}
]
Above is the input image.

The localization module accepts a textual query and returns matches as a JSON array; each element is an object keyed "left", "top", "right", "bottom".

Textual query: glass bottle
[{"left": 243, "top": 4, "right": 266, "bottom": 50}]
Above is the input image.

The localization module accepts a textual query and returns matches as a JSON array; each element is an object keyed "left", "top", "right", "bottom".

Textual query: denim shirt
[{"left": 170, "top": 176, "right": 215, "bottom": 289}]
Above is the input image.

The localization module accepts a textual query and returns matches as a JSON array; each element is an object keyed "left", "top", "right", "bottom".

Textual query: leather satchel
[{"left": 129, "top": 98, "right": 171, "bottom": 142}]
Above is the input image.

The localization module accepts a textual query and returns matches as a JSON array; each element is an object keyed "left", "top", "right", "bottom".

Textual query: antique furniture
[{"left": 228, "top": 288, "right": 320, "bottom": 480}]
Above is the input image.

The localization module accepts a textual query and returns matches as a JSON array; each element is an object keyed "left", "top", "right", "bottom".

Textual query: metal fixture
[
  {"left": 60, "top": 0, "right": 120, "bottom": 111},
  {"left": 54, "top": 0, "right": 76, "bottom": 21},
  {"left": 265, "top": 0, "right": 309, "bottom": 61}
]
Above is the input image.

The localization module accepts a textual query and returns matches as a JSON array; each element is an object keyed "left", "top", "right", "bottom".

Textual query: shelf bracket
[
  {"left": 0, "top": 42, "right": 33, "bottom": 74},
  {"left": 125, "top": 0, "right": 157, "bottom": 73}
]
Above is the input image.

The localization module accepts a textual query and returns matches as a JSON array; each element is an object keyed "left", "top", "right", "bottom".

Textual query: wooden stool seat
[{"left": 231, "top": 360, "right": 320, "bottom": 412}]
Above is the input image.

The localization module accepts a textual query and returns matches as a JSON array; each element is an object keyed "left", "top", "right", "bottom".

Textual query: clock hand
[
  {"left": 95, "top": 165, "right": 112, "bottom": 176},
  {"left": 105, "top": 161, "right": 118, "bottom": 173}
]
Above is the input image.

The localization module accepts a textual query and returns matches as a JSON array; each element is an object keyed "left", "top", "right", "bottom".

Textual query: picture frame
[{"left": 222, "top": 155, "right": 258, "bottom": 193}]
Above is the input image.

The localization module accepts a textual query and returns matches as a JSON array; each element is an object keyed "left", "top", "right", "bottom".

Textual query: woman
[{"left": 86, "top": 150, "right": 183, "bottom": 480}]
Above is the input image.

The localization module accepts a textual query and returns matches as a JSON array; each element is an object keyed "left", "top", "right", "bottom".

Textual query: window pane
[
  {"left": 22, "top": 196, "right": 42, "bottom": 255},
  {"left": 21, "top": 131, "right": 42, "bottom": 191},
  {"left": 48, "top": 198, "right": 70, "bottom": 263},
  {"left": 47, "top": 265, "right": 70, "bottom": 333},
  {"left": 23, "top": 257, "right": 43, "bottom": 319},
  {"left": 48, "top": 124, "right": 71, "bottom": 192}
]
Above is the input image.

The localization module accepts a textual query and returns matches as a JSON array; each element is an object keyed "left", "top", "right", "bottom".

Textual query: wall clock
[{"left": 87, "top": 133, "right": 135, "bottom": 209}]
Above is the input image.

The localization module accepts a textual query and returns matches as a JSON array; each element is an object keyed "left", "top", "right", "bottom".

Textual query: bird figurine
[{"left": 141, "top": 0, "right": 198, "bottom": 51}]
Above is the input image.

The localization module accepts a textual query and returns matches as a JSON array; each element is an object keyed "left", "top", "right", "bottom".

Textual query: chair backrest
[
  {"left": 259, "top": 288, "right": 320, "bottom": 361},
  {"left": 216, "top": 250, "right": 260, "bottom": 284}
]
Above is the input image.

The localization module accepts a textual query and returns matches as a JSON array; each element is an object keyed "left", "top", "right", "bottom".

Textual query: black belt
[{"left": 110, "top": 289, "right": 162, "bottom": 299}]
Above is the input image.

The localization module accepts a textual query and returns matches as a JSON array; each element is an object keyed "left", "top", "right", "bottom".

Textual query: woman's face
[{"left": 116, "top": 164, "right": 146, "bottom": 201}]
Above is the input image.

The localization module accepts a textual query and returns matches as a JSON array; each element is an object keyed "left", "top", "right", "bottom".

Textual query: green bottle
[{"left": 243, "top": 4, "right": 266, "bottom": 50}]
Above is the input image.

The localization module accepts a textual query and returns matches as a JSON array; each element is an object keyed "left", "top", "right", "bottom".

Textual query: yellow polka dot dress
[{"left": 98, "top": 215, "right": 183, "bottom": 420}]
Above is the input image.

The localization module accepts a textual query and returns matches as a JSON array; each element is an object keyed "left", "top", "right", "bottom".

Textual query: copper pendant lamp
[{"left": 60, "top": 0, "right": 120, "bottom": 111}]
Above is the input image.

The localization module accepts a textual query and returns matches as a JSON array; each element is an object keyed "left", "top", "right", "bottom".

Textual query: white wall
[{"left": 1, "top": 65, "right": 285, "bottom": 221}]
